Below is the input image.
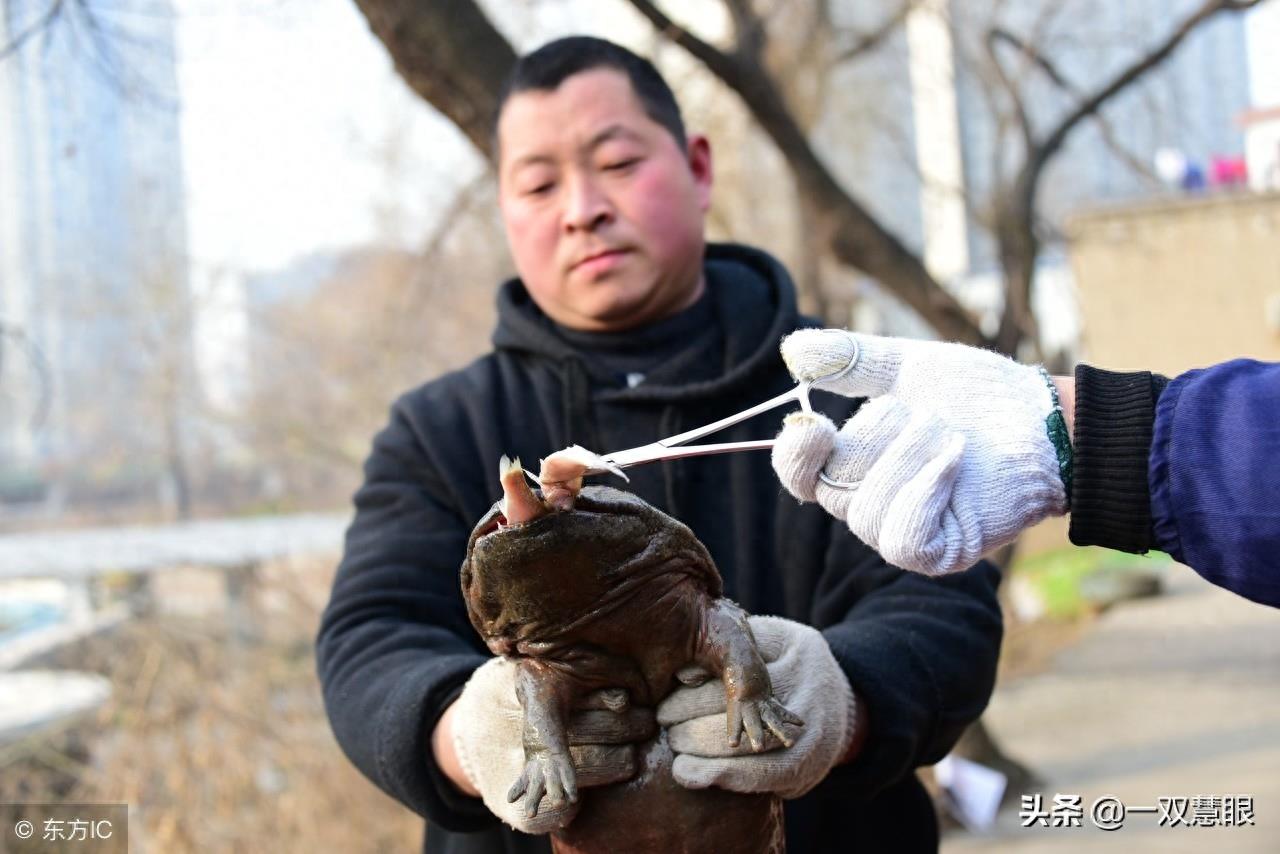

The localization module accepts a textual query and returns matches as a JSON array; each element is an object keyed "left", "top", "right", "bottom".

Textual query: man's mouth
[
  {"left": 572, "top": 248, "right": 629, "bottom": 273},
  {"left": 475, "top": 506, "right": 557, "bottom": 543}
]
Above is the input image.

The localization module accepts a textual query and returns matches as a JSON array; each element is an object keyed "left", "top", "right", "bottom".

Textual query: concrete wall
[{"left": 1066, "top": 191, "right": 1280, "bottom": 376}]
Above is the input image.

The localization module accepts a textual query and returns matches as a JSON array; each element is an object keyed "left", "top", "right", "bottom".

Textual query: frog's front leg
[
  {"left": 508, "top": 661, "right": 578, "bottom": 819},
  {"left": 698, "top": 599, "right": 804, "bottom": 752}
]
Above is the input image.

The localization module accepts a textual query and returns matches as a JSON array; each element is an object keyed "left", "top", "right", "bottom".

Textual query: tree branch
[
  {"left": 351, "top": 0, "right": 516, "bottom": 160},
  {"left": 0, "top": 321, "right": 52, "bottom": 430},
  {"left": 990, "top": 27, "right": 1160, "bottom": 185},
  {"left": 833, "top": 0, "right": 915, "bottom": 64},
  {"left": 984, "top": 28, "right": 1035, "bottom": 152},
  {"left": 722, "top": 0, "right": 767, "bottom": 59},
  {"left": 0, "top": 0, "right": 66, "bottom": 62},
  {"left": 625, "top": 0, "right": 988, "bottom": 343},
  {"left": 1025, "top": 0, "right": 1261, "bottom": 190},
  {"left": 624, "top": 0, "right": 746, "bottom": 86},
  {"left": 989, "top": 26, "right": 1071, "bottom": 90}
]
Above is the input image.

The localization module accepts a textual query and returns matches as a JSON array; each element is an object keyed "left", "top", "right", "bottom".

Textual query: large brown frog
[{"left": 460, "top": 464, "right": 800, "bottom": 853}]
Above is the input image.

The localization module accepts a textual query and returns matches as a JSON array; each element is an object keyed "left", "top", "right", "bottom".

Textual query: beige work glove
[
  {"left": 656, "top": 616, "right": 857, "bottom": 800},
  {"left": 772, "top": 329, "right": 1069, "bottom": 575},
  {"left": 453, "top": 657, "right": 655, "bottom": 834}
]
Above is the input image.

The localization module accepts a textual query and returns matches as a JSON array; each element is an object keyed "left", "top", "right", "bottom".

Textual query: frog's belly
[{"left": 552, "top": 730, "right": 784, "bottom": 854}]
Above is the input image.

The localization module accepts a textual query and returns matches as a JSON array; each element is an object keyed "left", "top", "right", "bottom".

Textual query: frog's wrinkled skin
[{"left": 461, "top": 485, "right": 796, "bottom": 853}]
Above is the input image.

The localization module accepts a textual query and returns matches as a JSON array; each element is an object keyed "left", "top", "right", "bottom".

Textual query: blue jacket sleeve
[{"left": 1149, "top": 359, "right": 1280, "bottom": 607}]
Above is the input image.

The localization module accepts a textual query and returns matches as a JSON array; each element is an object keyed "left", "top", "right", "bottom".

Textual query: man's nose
[{"left": 563, "top": 175, "right": 614, "bottom": 233}]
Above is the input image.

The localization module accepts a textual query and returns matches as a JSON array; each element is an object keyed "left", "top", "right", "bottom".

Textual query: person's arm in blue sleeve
[
  {"left": 315, "top": 395, "right": 495, "bottom": 831},
  {"left": 1069, "top": 359, "right": 1280, "bottom": 608},
  {"left": 771, "top": 330, "right": 1279, "bottom": 606}
]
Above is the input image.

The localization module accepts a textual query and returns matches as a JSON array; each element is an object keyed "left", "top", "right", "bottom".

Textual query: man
[{"left": 316, "top": 36, "right": 1002, "bottom": 853}]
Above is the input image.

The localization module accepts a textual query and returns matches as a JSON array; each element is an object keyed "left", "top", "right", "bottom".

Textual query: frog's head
[{"left": 459, "top": 462, "right": 718, "bottom": 656}]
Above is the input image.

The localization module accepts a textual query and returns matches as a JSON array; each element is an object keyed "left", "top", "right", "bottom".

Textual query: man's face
[{"left": 496, "top": 68, "right": 713, "bottom": 332}]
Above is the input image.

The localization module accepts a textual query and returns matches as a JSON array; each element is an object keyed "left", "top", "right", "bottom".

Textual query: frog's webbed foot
[
  {"left": 507, "top": 752, "right": 578, "bottom": 818},
  {"left": 727, "top": 694, "right": 805, "bottom": 752}
]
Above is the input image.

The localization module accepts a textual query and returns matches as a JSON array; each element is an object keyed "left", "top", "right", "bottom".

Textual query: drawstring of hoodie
[
  {"left": 560, "top": 357, "right": 603, "bottom": 453},
  {"left": 658, "top": 405, "right": 682, "bottom": 518},
  {"left": 563, "top": 356, "right": 683, "bottom": 516}
]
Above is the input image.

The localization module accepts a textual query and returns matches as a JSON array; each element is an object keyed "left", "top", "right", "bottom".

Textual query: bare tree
[
  {"left": 242, "top": 177, "right": 505, "bottom": 508},
  {"left": 0, "top": 0, "right": 182, "bottom": 108},
  {"left": 351, "top": 0, "right": 1262, "bottom": 356},
  {"left": 349, "top": 0, "right": 516, "bottom": 159},
  {"left": 969, "top": 0, "right": 1264, "bottom": 352},
  {"left": 0, "top": 320, "right": 52, "bottom": 432}
]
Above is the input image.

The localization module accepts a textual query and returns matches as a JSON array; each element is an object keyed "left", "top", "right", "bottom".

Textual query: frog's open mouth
[
  {"left": 474, "top": 505, "right": 558, "bottom": 542},
  {"left": 475, "top": 509, "right": 510, "bottom": 540}
]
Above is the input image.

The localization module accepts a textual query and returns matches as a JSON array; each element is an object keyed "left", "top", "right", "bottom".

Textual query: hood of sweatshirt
[{"left": 490, "top": 242, "right": 801, "bottom": 404}]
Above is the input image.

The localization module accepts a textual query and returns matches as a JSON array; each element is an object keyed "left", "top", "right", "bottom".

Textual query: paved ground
[{"left": 944, "top": 562, "right": 1280, "bottom": 853}]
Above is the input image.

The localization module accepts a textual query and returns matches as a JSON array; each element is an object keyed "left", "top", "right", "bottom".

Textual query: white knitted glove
[
  {"left": 656, "top": 616, "right": 857, "bottom": 800},
  {"left": 771, "top": 329, "right": 1069, "bottom": 575},
  {"left": 453, "top": 657, "right": 655, "bottom": 834}
]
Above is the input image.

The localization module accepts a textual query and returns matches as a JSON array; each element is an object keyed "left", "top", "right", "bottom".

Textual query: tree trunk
[{"left": 352, "top": 0, "right": 516, "bottom": 160}]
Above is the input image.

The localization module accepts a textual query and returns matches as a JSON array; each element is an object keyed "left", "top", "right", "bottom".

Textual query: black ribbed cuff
[{"left": 1067, "top": 365, "right": 1165, "bottom": 553}]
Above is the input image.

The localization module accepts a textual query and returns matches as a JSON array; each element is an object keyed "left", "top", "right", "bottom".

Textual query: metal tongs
[
  {"left": 582, "top": 335, "right": 861, "bottom": 477},
  {"left": 584, "top": 382, "right": 817, "bottom": 475}
]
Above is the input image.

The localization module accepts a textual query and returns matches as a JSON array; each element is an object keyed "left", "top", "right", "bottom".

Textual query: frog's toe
[
  {"left": 510, "top": 754, "right": 577, "bottom": 818},
  {"left": 597, "top": 687, "right": 629, "bottom": 713},
  {"left": 760, "top": 698, "right": 803, "bottom": 748},
  {"left": 741, "top": 702, "right": 766, "bottom": 752},
  {"left": 676, "top": 664, "right": 712, "bottom": 687}
]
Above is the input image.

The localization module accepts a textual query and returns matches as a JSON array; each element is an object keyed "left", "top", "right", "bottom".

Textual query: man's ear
[{"left": 686, "top": 134, "right": 713, "bottom": 211}]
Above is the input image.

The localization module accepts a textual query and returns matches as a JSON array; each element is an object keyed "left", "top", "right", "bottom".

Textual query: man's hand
[
  {"left": 657, "top": 616, "right": 860, "bottom": 800},
  {"left": 437, "top": 657, "right": 655, "bottom": 834},
  {"left": 771, "top": 329, "right": 1070, "bottom": 575}
]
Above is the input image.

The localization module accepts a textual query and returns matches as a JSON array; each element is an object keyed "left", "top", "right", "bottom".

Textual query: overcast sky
[
  {"left": 171, "top": 0, "right": 1278, "bottom": 278},
  {"left": 175, "top": 0, "right": 482, "bottom": 275}
]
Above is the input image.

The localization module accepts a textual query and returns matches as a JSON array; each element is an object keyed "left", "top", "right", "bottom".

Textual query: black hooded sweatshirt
[{"left": 316, "top": 243, "right": 1002, "bottom": 853}]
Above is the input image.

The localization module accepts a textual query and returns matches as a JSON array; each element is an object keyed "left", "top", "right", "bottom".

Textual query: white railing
[{"left": 0, "top": 513, "right": 349, "bottom": 581}]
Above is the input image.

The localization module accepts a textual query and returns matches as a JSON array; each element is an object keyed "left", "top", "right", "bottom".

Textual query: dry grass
[{"left": 0, "top": 558, "right": 421, "bottom": 853}]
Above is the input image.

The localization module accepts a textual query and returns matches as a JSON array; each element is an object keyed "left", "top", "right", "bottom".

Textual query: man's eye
[
  {"left": 524, "top": 182, "right": 554, "bottom": 196},
  {"left": 604, "top": 158, "right": 639, "bottom": 172}
]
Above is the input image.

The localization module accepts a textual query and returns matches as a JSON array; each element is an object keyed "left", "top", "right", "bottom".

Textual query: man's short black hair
[{"left": 494, "top": 36, "right": 687, "bottom": 153}]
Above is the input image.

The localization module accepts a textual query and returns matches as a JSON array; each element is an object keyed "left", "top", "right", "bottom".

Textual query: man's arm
[
  {"left": 315, "top": 395, "right": 493, "bottom": 831},
  {"left": 817, "top": 539, "right": 1003, "bottom": 798},
  {"left": 433, "top": 701, "right": 481, "bottom": 796}
]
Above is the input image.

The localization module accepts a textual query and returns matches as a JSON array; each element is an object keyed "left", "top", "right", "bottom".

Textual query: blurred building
[
  {"left": 954, "top": 0, "right": 1251, "bottom": 269},
  {"left": 1242, "top": 1, "right": 1280, "bottom": 191},
  {"left": 1067, "top": 192, "right": 1280, "bottom": 373},
  {"left": 813, "top": 0, "right": 1253, "bottom": 355},
  {"left": 1242, "top": 107, "right": 1280, "bottom": 192},
  {"left": 0, "top": 2, "right": 190, "bottom": 503}
]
